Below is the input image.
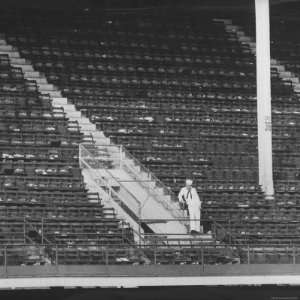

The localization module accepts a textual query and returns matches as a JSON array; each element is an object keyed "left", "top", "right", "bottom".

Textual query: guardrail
[
  {"left": 117, "top": 179, "right": 184, "bottom": 223},
  {"left": 79, "top": 143, "right": 144, "bottom": 243},
  {"left": 79, "top": 143, "right": 185, "bottom": 222},
  {"left": 1, "top": 241, "right": 300, "bottom": 272},
  {"left": 80, "top": 142, "right": 178, "bottom": 202},
  {"left": 120, "top": 145, "right": 176, "bottom": 201}
]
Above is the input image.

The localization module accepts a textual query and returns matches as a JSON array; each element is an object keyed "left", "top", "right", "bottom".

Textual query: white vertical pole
[{"left": 255, "top": 0, "right": 274, "bottom": 196}]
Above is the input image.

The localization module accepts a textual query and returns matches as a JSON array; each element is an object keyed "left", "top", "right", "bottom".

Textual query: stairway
[
  {"left": 216, "top": 19, "right": 300, "bottom": 94},
  {"left": 0, "top": 35, "right": 196, "bottom": 240},
  {"left": 80, "top": 143, "right": 189, "bottom": 239}
]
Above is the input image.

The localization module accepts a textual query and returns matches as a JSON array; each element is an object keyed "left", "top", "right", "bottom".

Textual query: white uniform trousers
[{"left": 188, "top": 204, "right": 201, "bottom": 232}]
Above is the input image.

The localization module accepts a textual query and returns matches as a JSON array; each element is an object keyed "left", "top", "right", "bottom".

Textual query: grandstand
[{"left": 0, "top": 0, "right": 300, "bottom": 298}]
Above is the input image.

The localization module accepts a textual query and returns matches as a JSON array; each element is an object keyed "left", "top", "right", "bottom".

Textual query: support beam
[{"left": 255, "top": 0, "right": 274, "bottom": 196}]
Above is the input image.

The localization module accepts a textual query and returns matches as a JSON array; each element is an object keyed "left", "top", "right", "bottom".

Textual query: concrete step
[
  {"left": 213, "top": 19, "right": 232, "bottom": 25},
  {"left": 281, "top": 77, "right": 292, "bottom": 82},
  {"left": 239, "top": 36, "right": 251, "bottom": 42},
  {"left": 79, "top": 123, "right": 97, "bottom": 131},
  {"left": 42, "top": 90, "right": 61, "bottom": 98},
  {"left": 81, "top": 116, "right": 93, "bottom": 124},
  {"left": 0, "top": 45, "right": 13, "bottom": 51},
  {"left": 167, "top": 234, "right": 213, "bottom": 244},
  {"left": 41, "top": 90, "right": 58, "bottom": 96},
  {"left": 236, "top": 31, "right": 245, "bottom": 37},
  {"left": 24, "top": 71, "right": 40, "bottom": 78},
  {"left": 81, "top": 131, "right": 94, "bottom": 137},
  {"left": 92, "top": 131, "right": 106, "bottom": 139},
  {"left": 1, "top": 51, "right": 20, "bottom": 58},
  {"left": 154, "top": 187, "right": 165, "bottom": 196},
  {"left": 62, "top": 111, "right": 81, "bottom": 118},
  {"left": 281, "top": 71, "right": 292, "bottom": 77},
  {"left": 160, "top": 194, "right": 172, "bottom": 203},
  {"left": 94, "top": 136, "right": 111, "bottom": 145},
  {"left": 249, "top": 42, "right": 256, "bottom": 49},
  {"left": 223, "top": 20, "right": 232, "bottom": 25},
  {"left": 38, "top": 83, "right": 56, "bottom": 90},
  {"left": 67, "top": 116, "right": 87, "bottom": 124},
  {"left": 122, "top": 160, "right": 152, "bottom": 181},
  {"left": 226, "top": 24, "right": 238, "bottom": 31},
  {"left": 60, "top": 103, "right": 76, "bottom": 111},
  {"left": 11, "top": 64, "right": 33, "bottom": 71},
  {"left": 293, "top": 83, "right": 300, "bottom": 90},
  {"left": 27, "top": 77, "right": 47, "bottom": 84},
  {"left": 52, "top": 97, "right": 68, "bottom": 105},
  {"left": 101, "top": 145, "right": 119, "bottom": 152},
  {"left": 9, "top": 57, "right": 26, "bottom": 64},
  {"left": 272, "top": 64, "right": 285, "bottom": 72}
]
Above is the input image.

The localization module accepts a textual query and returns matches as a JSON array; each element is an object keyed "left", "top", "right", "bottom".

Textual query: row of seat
[
  {"left": 3, "top": 9, "right": 300, "bottom": 263},
  {"left": 0, "top": 51, "right": 134, "bottom": 255}
]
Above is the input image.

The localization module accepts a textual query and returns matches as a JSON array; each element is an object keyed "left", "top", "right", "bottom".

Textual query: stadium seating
[
  {"left": 1, "top": 8, "right": 300, "bottom": 264},
  {"left": 0, "top": 51, "right": 137, "bottom": 265}
]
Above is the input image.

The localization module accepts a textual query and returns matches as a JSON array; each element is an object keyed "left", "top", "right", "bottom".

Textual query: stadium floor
[{"left": 0, "top": 285, "right": 299, "bottom": 300}]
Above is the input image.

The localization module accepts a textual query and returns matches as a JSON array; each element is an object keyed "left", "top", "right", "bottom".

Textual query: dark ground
[{"left": 0, "top": 285, "right": 300, "bottom": 300}]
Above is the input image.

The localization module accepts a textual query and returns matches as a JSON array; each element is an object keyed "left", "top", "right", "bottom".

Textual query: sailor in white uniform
[{"left": 178, "top": 179, "right": 202, "bottom": 234}]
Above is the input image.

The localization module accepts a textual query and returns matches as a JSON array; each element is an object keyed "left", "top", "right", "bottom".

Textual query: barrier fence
[
  {"left": 3, "top": 213, "right": 297, "bottom": 268},
  {"left": 0, "top": 241, "right": 300, "bottom": 270},
  {"left": 0, "top": 216, "right": 300, "bottom": 269}
]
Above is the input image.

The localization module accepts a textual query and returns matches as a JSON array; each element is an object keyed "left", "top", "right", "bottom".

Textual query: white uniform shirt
[{"left": 178, "top": 187, "right": 201, "bottom": 209}]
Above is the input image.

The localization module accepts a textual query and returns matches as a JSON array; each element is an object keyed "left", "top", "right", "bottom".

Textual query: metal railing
[
  {"left": 79, "top": 144, "right": 143, "bottom": 242},
  {"left": 1, "top": 241, "right": 300, "bottom": 271},
  {"left": 81, "top": 142, "right": 177, "bottom": 203},
  {"left": 120, "top": 145, "right": 176, "bottom": 200},
  {"left": 79, "top": 143, "right": 185, "bottom": 222},
  {"left": 0, "top": 216, "right": 300, "bottom": 268},
  {"left": 116, "top": 179, "right": 184, "bottom": 222},
  {"left": 79, "top": 144, "right": 184, "bottom": 227}
]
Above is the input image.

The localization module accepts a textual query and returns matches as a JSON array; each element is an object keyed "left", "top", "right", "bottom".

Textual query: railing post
[
  {"left": 23, "top": 219, "right": 26, "bottom": 243},
  {"left": 201, "top": 246, "right": 204, "bottom": 272},
  {"left": 229, "top": 220, "right": 232, "bottom": 244},
  {"left": 55, "top": 244, "right": 58, "bottom": 266},
  {"left": 247, "top": 245, "right": 250, "bottom": 264},
  {"left": 119, "top": 145, "right": 123, "bottom": 169},
  {"left": 154, "top": 247, "right": 157, "bottom": 265},
  {"left": 121, "top": 221, "right": 124, "bottom": 243},
  {"left": 212, "top": 221, "right": 216, "bottom": 239},
  {"left": 105, "top": 248, "right": 109, "bottom": 265},
  {"left": 109, "top": 184, "right": 112, "bottom": 202},
  {"left": 138, "top": 203, "right": 142, "bottom": 248},
  {"left": 293, "top": 245, "right": 296, "bottom": 265},
  {"left": 41, "top": 218, "right": 44, "bottom": 244},
  {"left": 79, "top": 144, "right": 82, "bottom": 167},
  {"left": 4, "top": 246, "right": 7, "bottom": 277}
]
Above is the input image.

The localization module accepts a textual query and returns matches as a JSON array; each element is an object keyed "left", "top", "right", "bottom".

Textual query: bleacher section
[
  {"left": 0, "top": 51, "right": 135, "bottom": 265},
  {"left": 226, "top": 10, "right": 300, "bottom": 241},
  {"left": 1, "top": 8, "right": 300, "bottom": 264}
]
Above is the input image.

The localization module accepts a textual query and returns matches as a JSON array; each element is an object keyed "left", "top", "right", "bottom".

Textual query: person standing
[{"left": 178, "top": 179, "right": 202, "bottom": 234}]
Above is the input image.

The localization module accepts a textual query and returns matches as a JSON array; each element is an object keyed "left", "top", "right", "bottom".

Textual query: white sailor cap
[{"left": 185, "top": 179, "right": 193, "bottom": 186}]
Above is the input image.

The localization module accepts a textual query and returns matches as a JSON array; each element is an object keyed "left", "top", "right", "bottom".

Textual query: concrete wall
[{"left": 2, "top": 263, "right": 300, "bottom": 279}]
